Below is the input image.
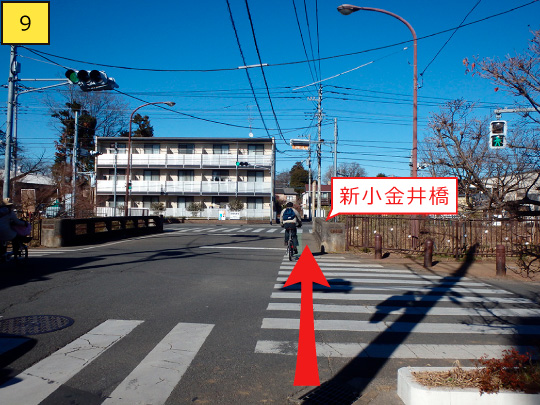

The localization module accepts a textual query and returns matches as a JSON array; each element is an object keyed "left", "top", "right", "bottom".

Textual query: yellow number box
[{"left": 2, "top": 1, "right": 50, "bottom": 45}]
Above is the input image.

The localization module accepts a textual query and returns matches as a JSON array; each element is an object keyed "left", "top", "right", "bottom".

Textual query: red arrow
[{"left": 283, "top": 246, "right": 330, "bottom": 386}]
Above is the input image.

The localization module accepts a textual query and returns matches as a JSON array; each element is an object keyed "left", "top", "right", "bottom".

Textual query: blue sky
[{"left": 1, "top": 0, "right": 539, "bottom": 178}]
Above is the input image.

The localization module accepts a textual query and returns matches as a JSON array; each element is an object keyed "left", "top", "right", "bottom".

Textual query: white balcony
[
  {"left": 96, "top": 154, "right": 272, "bottom": 168},
  {"left": 96, "top": 180, "right": 271, "bottom": 195}
]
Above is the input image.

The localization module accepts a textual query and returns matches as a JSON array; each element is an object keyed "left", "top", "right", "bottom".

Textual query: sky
[{"left": 1, "top": 0, "right": 539, "bottom": 179}]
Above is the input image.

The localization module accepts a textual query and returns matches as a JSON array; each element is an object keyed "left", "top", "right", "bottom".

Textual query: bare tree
[
  {"left": 324, "top": 162, "right": 366, "bottom": 183},
  {"left": 421, "top": 100, "right": 540, "bottom": 216},
  {"left": 465, "top": 29, "right": 540, "bottom": 123}
]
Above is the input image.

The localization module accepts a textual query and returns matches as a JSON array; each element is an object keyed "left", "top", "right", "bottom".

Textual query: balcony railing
[
  {"left": 96, "top": 180, "right": 271, "bottom": 195},
  {"left": 96, "top": 154, "right": 272, "bottom": 168},
  {"left": 95, "top": 206, "right": 269, "bottom": 219}
]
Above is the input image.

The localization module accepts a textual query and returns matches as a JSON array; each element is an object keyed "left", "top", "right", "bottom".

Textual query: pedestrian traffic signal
[
  {"left": 489, "top": 120, "right": 507, "bottom": 149},
  {"left": 236, "top": 162, "right": 249, "bottom": 167},
  {"left": 65, "top": 69, "right": 119, "bottom": 91}
]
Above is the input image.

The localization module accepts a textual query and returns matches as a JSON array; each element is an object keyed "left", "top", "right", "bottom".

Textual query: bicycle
[
  {"left": 285, "top": 224, "right": 297, "bottom": 261},
  {"left": 1, "top": 238, "right": 29, "bottom": 263}
]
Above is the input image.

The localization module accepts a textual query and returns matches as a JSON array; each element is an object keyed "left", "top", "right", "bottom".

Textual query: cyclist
[
  {"left": 280, "top": 202, "right": 302, "bottom": 254},
  {"left": 0, "top": 198, "right": 28, "bottom": 258}
]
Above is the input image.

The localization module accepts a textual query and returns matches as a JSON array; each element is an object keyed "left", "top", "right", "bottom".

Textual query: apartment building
[{"left": 94, "top": 137, "right": 274, "bottom": 218}]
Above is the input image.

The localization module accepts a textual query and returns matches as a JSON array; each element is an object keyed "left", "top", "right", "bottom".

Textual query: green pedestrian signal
[
  {"left": 489, "top": 120, "right": 507, "bottom": 149},
  {"left": 491, "top": 135, "right": 504, "bottom": 148}
]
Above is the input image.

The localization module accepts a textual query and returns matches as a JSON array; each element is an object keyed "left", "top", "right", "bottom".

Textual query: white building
[{"left": 94, "top": 137, "right": 275, "bottom": 219}]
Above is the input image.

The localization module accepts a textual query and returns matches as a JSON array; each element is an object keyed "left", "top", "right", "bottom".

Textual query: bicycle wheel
[{"left": 288, "top": 240, "right": 293, "bottom": 261}]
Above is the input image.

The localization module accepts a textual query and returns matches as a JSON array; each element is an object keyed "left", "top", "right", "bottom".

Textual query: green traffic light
[{"left": 65, "top": 69, "right": 79, "bottom": 84}]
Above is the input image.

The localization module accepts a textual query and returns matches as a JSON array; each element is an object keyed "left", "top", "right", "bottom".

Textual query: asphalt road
[
  {"left": 0, "top": 224, "right": 313, "bottom": 404},
  {"left": 1, "top": 223, "right": 540, "bottom": 405}
]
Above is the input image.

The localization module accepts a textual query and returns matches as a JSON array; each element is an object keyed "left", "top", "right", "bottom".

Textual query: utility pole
[
  {"left": 113, "top": 142, "right": 118, "bottom": 216},
  {"left": 308, "top": 133, "right": 312, "bottom": 221},
  {"left": 333, "top": 118, "right": 338, "bottom": 178},
  {"left": 72, "top": 110, "right": 79, "bottom": 217},
  {"left": 316, "top": 85, "right": 322, "bottom": 217},
  {"left": 270, "top": 137, "right": 276, "bottom": 224},
  {"left": 3, "top": 45, "right": 18, "bottom": 200}
]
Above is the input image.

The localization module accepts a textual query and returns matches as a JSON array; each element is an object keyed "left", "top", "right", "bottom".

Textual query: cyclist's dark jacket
[{"left": 0, "top": 206, "right": 25, "bottom": 242}]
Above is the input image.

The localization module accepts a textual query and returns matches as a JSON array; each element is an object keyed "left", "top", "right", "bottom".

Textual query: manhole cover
[{"left": 0, "top": 315, "right": 74, "bottom": 336}]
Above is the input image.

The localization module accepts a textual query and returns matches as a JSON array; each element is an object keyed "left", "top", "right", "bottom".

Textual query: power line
[
  {"left": 244, "top": 0, "right": 286, "bottom": 143},
  {"left": 20, "top": 1, "right": 538, "bottom": 74},
  {"left": 291, "top": 0, "right": 317, "bottom": 85},
  {"left": 420, "top": 0, "right": 483, "bottom": 80},
  {"left": 225, "top": 0, "right": 273, "bottom": 140}
]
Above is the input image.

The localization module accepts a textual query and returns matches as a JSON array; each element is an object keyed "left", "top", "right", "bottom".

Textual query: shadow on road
[{"left": 297, "top": 244, "right": 479, "bottom": 404}]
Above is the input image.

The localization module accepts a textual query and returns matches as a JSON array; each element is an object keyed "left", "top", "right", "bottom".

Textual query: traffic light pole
[{"left": 72, "top": 110, "right": 79, "bottom": 217}]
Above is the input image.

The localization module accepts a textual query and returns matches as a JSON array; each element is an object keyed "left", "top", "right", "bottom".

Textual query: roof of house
[
  {"left": 304, "top": 184, "right": 331, "bottom": 192},
  {"left": 96, "top": 137, "right": 272, "bottom": 143},
  {"left": 0, "top": 171, "right": 54, "bottom": 186},
  {"left": 275, "top": 187, "right": 297, "bottom": 195}
]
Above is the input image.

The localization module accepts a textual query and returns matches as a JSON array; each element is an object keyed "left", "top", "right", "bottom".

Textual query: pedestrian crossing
[
  {"left": 173, "top": 226, "right": 307, "bottom": 234},
  {"left": 0, "top": 320, "right": 214, "bottom": 405},
  {"left": 255, "top": 255, "right": 540, "bottom": 362}
]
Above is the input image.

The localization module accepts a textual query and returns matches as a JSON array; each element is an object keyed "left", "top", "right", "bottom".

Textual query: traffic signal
[
  {"left": 236, "top": 162, "right": 249, "bottom": 167},
  {"left": 489, "top": 120, "right": 507, "bottom": 149},
  {"left": 65, "top": 69, "right": 119, "bottom": 91}
]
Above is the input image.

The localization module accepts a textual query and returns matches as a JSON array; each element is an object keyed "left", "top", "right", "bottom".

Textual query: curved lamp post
[
  {"left": 124, "top": 101, "right": 176, "bottom": 216},
  {"left": 337, "top": 4, "right": 418, "bottom": 177}
]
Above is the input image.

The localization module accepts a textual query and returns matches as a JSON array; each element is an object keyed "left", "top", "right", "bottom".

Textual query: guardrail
[{"left": 41, "top": 216, "right": 163, "bottom": 247}]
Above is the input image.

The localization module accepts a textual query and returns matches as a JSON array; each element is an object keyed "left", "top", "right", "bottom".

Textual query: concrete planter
[{"left": 398, "top": 367, "right": 540, "bottom": 405}]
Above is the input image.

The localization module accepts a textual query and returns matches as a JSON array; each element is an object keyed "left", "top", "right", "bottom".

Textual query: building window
[
  {"left": 213, "top": 144, "right": 229, "bottom": 155},
  {"left": 144, "top": 144, "right": 160, "bottom": 154},
  {"left": 212, "top": 170, "right": 229, "bottom": 182},
  {"left": 247, "top": 171, "right": 264, "bottom": 182},
  {"left": 109, "top": 143, "right": 127, "bottom": 154},
  {"left": 107, "top": 168, "right": 125, "bottom": 181},
  {"left": 142, "top": 196, "right": 159, "bottom": 209},
  {"left": 248, "top": 144, "right": 264, "bottom": 155},
  {"left": 247, "top": 197, "right": 263, "bottom": 210},
  {"left": 177, "top": 196, "right": 194, "bottom": 208},
  {"left": 143, "top": 170, "right": 159, "bottom": 181},
  {"left": 212, "top": 196, "right": 229, "bottom": 207},
  {"left": 178, "top": 143, "right": 195, "bottom": 154},
  {"left": 107, "top": 196, "right": 124, "bottom": 207},
  {"left": 178, "top": 170, "right": 194, "bottom": 181}
]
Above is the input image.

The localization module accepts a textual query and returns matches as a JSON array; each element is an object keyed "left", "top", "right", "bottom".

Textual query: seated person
[{"left": 0, "top": 198, "right": 28, "bottom": 257}]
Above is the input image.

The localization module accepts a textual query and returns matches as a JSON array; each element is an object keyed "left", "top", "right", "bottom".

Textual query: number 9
[{"left": 20, "top": 15, "right": 31, "bottom": 31}]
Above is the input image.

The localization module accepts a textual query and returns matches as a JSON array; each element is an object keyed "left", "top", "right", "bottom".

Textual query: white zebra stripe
[
  {"left": 103, "top": 322, "right": 214, "bottom": 405},
  {"left": 270, "top": 291, "right": 534, "bottom": 304},
  {"left": 266, "top": 302, "right": 540, "bottom": 317},
  {"left": 274, "top": 283, "right": 510, "bottom": 295},
  {"left": 261, "top": 318, "right": 540, "bottom": 335},
  {"left": 255, "top": 340, "right": 537, "bottom": 360},
  {"left": 0, "top": 320, "right": 143, "bottom": 405}
]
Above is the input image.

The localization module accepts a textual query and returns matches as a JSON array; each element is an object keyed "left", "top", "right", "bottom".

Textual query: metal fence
[{"left": 346, "top": 215, "right": 540, "bottom": 257}]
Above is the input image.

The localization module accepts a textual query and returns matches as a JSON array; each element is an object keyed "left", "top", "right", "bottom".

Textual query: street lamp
[
  {"left": 337, "top": 4, "right": 418, "bottom": 177},
  {"left": 124, "top": 101, "right": 175, "bottom": 216}
]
